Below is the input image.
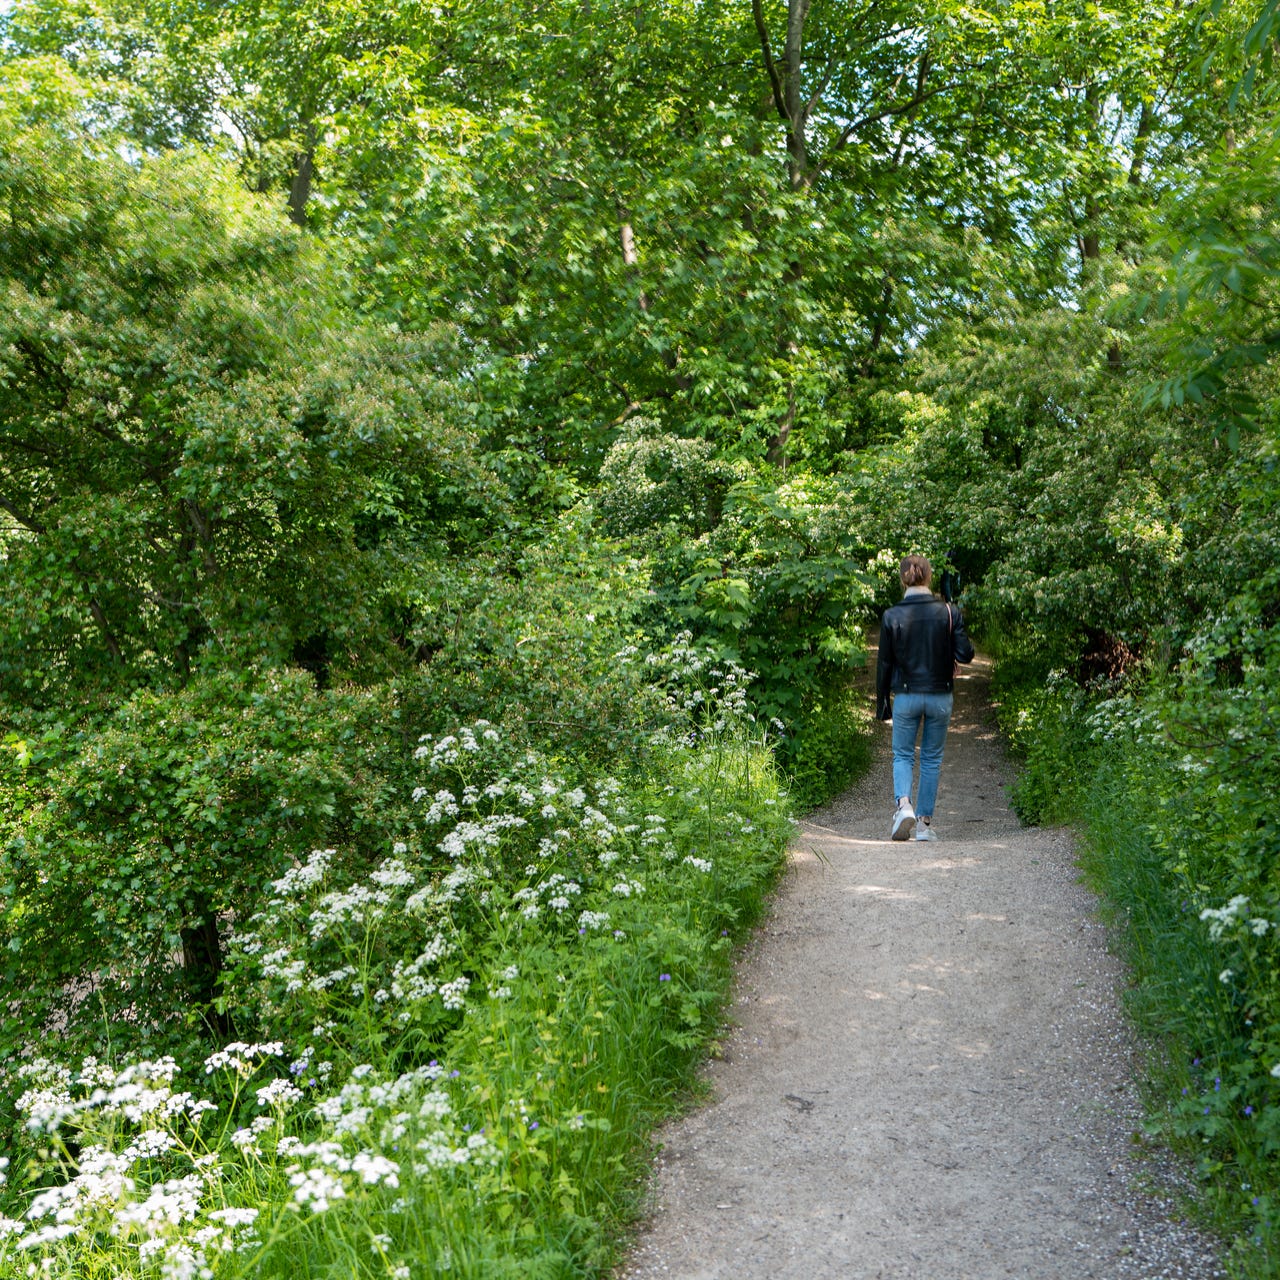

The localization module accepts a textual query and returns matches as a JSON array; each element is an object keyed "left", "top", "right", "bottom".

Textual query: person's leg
[
  {"left": 890, "top": 693, "right": 922, "bottom": 838},
  {"left": 890, "top": 693, "right": 923, "bottom": 803},
  {"left": 914, "top": 692, "right": 954, "bottom": 822}
]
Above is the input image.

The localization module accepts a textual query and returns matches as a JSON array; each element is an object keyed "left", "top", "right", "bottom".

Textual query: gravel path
[{"left": 619, "top": 655, "right": 1225, "bottom": 1280}]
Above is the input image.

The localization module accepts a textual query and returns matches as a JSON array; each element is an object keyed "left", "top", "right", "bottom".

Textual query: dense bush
[
  {"left": 0, "top": 669, "right": 398, "bottom": 1048},
  {"left": 0, "top": 119, "right": 500, "bottom": 712},
  {"left": 598, "top": 429, "right": 875, "bottom": 806}
]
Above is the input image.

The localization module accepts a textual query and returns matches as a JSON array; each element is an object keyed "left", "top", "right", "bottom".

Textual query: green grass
[
  {"left": 989, "top": 665, "right": 1280, "bottom": 1279},
  {"left": 1074, "top": 759, "right": 1280, "bottom": 1277}
]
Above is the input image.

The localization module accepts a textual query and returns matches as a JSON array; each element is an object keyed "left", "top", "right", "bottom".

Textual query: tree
[
  {"left": 0, "top": 105, "right": 503, "bottom": 1025},
  {"left": 0, "top": 104, "right": 496, "bottom": 709}
]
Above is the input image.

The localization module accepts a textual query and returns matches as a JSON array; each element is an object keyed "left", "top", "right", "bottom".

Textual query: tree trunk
[
  {"left": 181, "top": 898, "right": 231, "bottom": 1036},
  {"left": 783, "top": 0, "right": 813, "bottom": 188},
  {"left": 618, "top": 214, "right": 690, "bottom": 390},
  {"left": 288, "top": 122, "right": 318, "bottom": 228}
]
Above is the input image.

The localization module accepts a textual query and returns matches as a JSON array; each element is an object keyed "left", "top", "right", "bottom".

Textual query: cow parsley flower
[{"left": 289, "top": 1167, "right": 347, "bottom": 1213}]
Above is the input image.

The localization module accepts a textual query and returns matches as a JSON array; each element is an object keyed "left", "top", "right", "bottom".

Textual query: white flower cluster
[
  {"left": 229, "top": 838, "right": 476, "bottom": 1026},
  {"left": 256, "top": 1078, "right": 304, "bottom": 1110},
  {"left": 439, "top": 976, "right": 471, "bottom": 1010},
  {"left": 513, "top": 873, "right": 584, "bottom": 920},
  {"left": 438, "top": 814, "right": 528, "bottom": 860},
  {"left": 14, "top": 1057, "right": 212, "bottom": 1137},
  {"left": 414, "top": 720, "right": 499, "bottom": 768},
  {"left": 2, "top": 1062, "right": 264, "bottom": 1275},
  {"left": 643, "top": 633, "right": 755, "bottom": 727},
  {"left": 302, "top": 1064, "right": 496, "bottom": 1176},
  {"left": 203, "top": 1043, "right": 284, "bottom": 1075},
  {"left": 1083, "top": 695, "right": 1168, "bottom": 748},
  {"left": 1200, "top": 895, "right": 1272, "bottom": 941},
  {"left": 270, "top": 848, "right": 335, "bottom": 897},
  {"left": 2, "top": 1050, "right": 502, "bottom": 1276}
]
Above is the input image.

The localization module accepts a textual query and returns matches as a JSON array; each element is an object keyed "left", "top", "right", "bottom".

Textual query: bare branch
[{"left": 825, "top": 59, "right": 940, "bottom": 159}]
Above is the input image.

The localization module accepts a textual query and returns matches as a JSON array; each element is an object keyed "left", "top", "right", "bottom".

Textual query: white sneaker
[
  {"left": 891, "top": 801, "right": 916, "bottom": 841},
  {"left": 915, "top": 824, "right": 937, "bottom": 841}
]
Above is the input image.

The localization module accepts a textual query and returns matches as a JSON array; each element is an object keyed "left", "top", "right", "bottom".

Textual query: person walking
[{"left": 875, "top": 554, "right": 975, "bottom": 841}]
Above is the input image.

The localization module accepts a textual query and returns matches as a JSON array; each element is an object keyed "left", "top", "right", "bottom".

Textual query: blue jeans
[{"left": 891, "top": 692, "right": 954, "bottom": 819}]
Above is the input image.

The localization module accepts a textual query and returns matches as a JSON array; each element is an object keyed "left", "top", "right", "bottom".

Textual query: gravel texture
[{"left": 618, "top": 655, "right": 1225, "bottom": 1280}]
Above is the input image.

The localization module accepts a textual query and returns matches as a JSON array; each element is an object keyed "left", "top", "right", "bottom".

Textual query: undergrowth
[{"left": 0, "top": 645, "right": 794, "bottom": 1279}]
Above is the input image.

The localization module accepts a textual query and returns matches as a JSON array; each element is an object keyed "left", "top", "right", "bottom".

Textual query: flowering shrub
[
  {"left": 0, "top": 1045, "right": 490, "bottom": 1278},
  {"left": 634, "top": 465, "right": 875, "bottom": 805},
  {"left": 0, "top": 657, "right": 792, "bottom": 1279},
  {"left": 0, "top": 668, "right": 398, "bottom": 1050}
]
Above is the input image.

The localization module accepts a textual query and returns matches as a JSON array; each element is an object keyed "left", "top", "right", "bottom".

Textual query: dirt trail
[{"left": 620, "top": 656, "right": 1224, "bottom": 1280}]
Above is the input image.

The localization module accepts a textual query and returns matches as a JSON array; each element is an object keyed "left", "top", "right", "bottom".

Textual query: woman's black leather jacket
[{"left": 875, "top": 595, "right": 975, "bottom": 719}]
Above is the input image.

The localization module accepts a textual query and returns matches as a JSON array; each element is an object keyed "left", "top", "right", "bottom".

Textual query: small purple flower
[
  {"left": 1204, "top": 1105, "right": 1211, "bottom": 1115},
  {"left": 659, "top": 973, "right": 671, "bottom": 982},
  {"left": 1254, "top": 1197, "right": 1260, "bottom": 1206},
  {"left": 529, "top": 1120, "right": 539, "bottom": 1130},
  {"left": 1246, "top": 1106, "right": 1255, "bottom": 1116},
  {"left": 450, "top": 1069, "right": 460, "bottom": 1078}
]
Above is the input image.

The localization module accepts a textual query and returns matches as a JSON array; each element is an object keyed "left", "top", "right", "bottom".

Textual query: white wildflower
[
  {"left": 439, "top": 977, "right": 471, "bottom": 1010},
  {"left": 350, "top": 1152, "right": 400, "bottom": 1187},
  {"left": 209, "top": 1207, "right": 259, "bottom": 1228},
  {"left": 289, "top": 1167, "right": 347, "bottom": 1213},
  {"left": 124, "top": 1129, "right": 178, "bottom": 1160},
  {"left": 371, "top": 859, "right": 416, "bottom": 889},
  {"left": 256, "top": 1078, "right": 304, "bottom": 1110}
]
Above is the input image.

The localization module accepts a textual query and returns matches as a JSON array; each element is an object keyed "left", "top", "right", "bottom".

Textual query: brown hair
[{"left": 899, "top": 554, "right": 932, "bottom": 588}]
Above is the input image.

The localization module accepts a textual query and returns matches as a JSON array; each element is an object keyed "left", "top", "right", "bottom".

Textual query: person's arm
[
  {"left": 876, "top": 615, "right": 894, "bottom": 719},
  {"left": 950, "top": 605, "right": 976, "bottom": 665}
]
